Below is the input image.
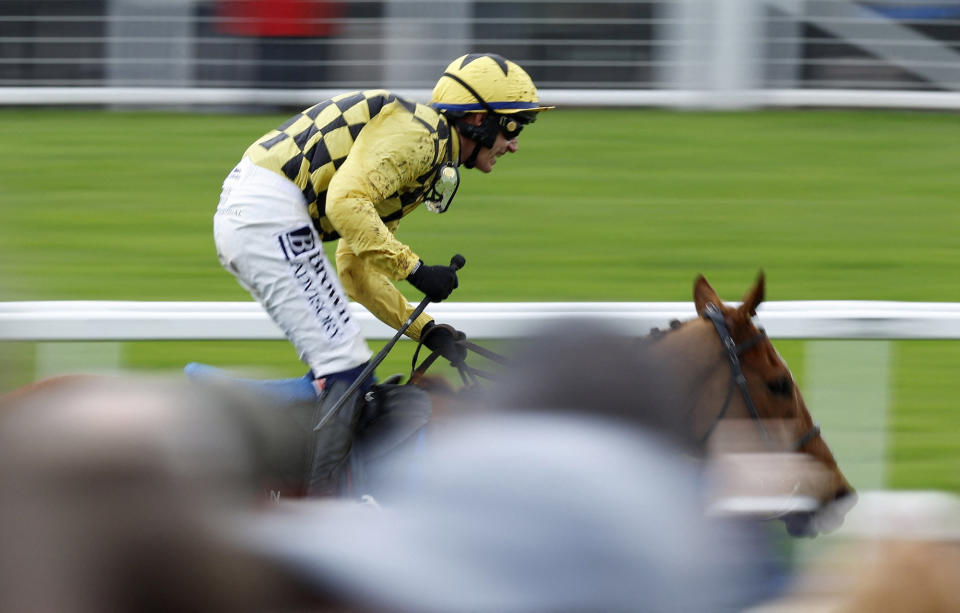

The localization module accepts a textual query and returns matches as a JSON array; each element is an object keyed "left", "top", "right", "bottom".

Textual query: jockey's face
[{"left": 459, "top": 113, "right": 519, "bottom": 174}]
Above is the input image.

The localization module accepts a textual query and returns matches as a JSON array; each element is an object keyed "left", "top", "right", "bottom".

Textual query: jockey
[{"left": 208, "top": 53, "right": 553, "bottom": 496}]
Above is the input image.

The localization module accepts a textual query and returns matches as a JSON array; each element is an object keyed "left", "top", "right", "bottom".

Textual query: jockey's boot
[{"left": 303, "top": 363, "right": 375, "bottom": 497}]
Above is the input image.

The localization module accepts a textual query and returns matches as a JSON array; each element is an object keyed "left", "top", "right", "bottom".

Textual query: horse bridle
[{"left": 699, "top": 303, "right": 821, "bottom": 451}]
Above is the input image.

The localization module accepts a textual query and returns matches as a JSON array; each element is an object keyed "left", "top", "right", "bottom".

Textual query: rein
[
  {"left": 699, "top": 303, "right": 820, "bottom": 451},
  {"left": 411, "top": 336, "right": 508, "bottom": 387}
]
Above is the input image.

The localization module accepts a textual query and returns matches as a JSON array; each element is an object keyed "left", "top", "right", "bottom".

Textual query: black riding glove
[
  {"left": 407, "top": 260, "right": 459, "bottom": 302},
  {"left": 421, "top": 321, "right": 467, "bottom": 364}
]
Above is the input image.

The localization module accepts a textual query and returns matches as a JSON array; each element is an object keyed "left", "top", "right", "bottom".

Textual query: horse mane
[{"left": 640, "top": 318, "right": 686, "bottom": 344}]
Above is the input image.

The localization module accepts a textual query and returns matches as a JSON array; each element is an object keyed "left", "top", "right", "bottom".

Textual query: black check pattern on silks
[{"left": 245, "top": 90, "right": 454, "bottom": 242}]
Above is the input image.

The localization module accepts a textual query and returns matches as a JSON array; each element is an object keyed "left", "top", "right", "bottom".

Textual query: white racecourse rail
[{"left": 1, "top": 300, "right": 960, "bottom": 341}]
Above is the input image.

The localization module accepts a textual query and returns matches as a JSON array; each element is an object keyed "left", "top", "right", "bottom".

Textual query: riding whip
[{"left": 313, "top": 254, "right": 465, "bottom": 432}]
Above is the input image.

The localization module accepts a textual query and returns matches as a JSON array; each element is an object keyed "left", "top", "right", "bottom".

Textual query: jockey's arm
[
  {"left": 336, "top": 238, "right": 433, "bottom": 341},
  {"left": 326, "top": 114, "right": 436, "bottom": 339}
]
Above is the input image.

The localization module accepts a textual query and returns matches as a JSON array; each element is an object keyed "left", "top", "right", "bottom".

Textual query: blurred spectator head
[
  {"left": 0, "top": 375, "right": 309, "bottom": 612},
  {"left": 238, "top": 410, "right": 758, "bottom": 612},
  {"left": 487, "top": 320, "right": 701, "bottom": 453}
]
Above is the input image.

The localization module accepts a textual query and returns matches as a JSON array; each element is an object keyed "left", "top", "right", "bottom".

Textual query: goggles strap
[
  {"left": 440, "top": 72, "right": 497, "bottom": 114},
  {"left": 462, "top": 141, "right": 482, "bottom": 169}
]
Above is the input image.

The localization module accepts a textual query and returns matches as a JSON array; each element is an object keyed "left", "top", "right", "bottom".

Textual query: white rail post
[
  {"left": 383, "top": 0, "right": 472, "bottom": 91},
  {"left": 106, "top": 0, "right": 196, "bottom": 88},
  {"left": 711, "top": 0, "right": 763, "bottom": 108},
  {"left": 655, "top": 0, "right": 711, "bottom": 100},
  {"left": 657, "top": 0, "right": 763, "bottom": 108},
  {"left": 35, "top": 342, "right": 125, "bottom": 378},
  {"left": 804, "top": 340, "right": 891, "bottom": 490}
]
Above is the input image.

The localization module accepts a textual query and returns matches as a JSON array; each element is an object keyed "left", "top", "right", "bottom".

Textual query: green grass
[{"left": 1, "top": 108, "right": 958, "bottom": 491}]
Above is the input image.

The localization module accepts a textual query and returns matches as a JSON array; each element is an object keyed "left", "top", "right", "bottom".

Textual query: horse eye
[{"left": 767, "top": 377, "right": 793, "bottom": 397}]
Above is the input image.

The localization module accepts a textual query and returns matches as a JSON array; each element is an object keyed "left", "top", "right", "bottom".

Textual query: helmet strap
[
  {"left": 456, "top": 115, "right": 499, "bottom": 150},
  {"left": 462, "top": 141, "right": 482, "bottom": 169},
  {"left": 440, "top": 72, "right": 498, "bottom": 115}
]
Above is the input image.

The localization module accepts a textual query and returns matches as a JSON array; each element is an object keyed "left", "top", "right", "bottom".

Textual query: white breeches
[{"left": 213, "top": 157, "right": 372, "bottom": 376}]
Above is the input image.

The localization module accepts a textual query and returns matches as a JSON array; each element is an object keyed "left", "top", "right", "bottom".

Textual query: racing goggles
[
  {"left": 496, "top": 110, "right": 538, "bottom": 140},
  {"left": 496, "top": 114, "right": 525, "bottom": 139},
  {"left": 424, "top": 163, "right": 460, "bottom": 214}
]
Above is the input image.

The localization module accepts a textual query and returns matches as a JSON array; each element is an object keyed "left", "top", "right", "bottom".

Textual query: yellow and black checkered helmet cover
[{"left": 431, "top": 53, "right": 554, "bottom": 114}]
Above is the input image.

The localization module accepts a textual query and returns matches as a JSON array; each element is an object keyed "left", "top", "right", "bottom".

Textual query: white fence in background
[
  {"left": 3, "top": 0, "right": 960, "bottom": 109},
  {"left": 2, "top": 300, "right": 960, "bottom": 341},
  {"left": 4, "top": 86, "right": 960, "bottom": 111}
]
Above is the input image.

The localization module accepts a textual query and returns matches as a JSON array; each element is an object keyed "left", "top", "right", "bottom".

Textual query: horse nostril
[
  {"left": 834, "top": 489, "right": 859, "bottom": 514},
  {"left": 782, "top": 511, "right": 817, "bottom": 538},
  {"left": 810, "top": 490, "right": 858, "bottom": 535}
]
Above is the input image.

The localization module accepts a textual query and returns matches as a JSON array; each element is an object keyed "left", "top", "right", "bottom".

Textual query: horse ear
[
  {"left": 693, "top": 274, "right": 721, "bottom": 317},
  {"left": 740, "top": 270, "right": 766, "bottom": 316}
]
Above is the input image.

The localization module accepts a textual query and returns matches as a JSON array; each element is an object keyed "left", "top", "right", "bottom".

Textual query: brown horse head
[{"left": 644, "top": 272, "right": 856, "bottom": 536}]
